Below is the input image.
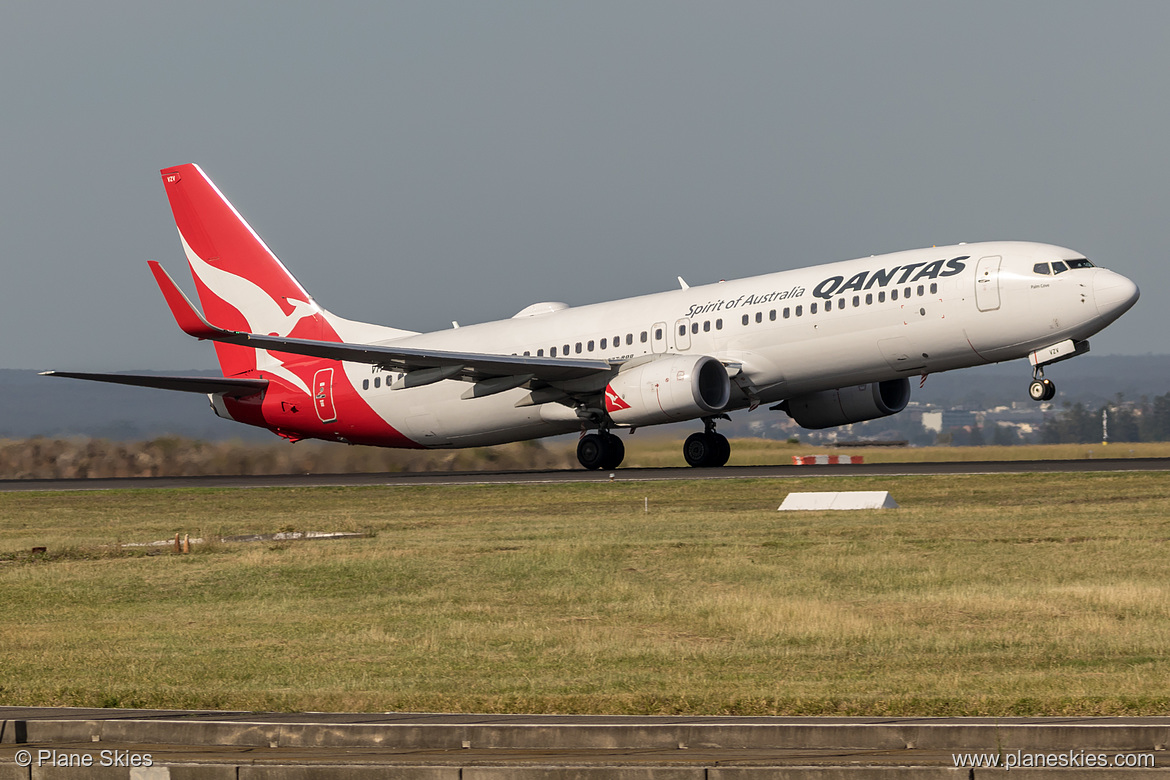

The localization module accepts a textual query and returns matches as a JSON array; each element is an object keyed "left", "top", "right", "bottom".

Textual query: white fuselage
[{"left": 335, "top": 241, "right": 1136, "bottom": 447}]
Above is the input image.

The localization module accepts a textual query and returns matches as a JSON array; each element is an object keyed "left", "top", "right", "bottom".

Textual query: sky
[{"left": 2, "top": 1, "right": 1167, "bottom": 371}]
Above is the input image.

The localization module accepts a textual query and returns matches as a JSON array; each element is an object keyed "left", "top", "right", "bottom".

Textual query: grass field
[{"left": 3, "top": 470, "right": 1170, "bottom": 715}]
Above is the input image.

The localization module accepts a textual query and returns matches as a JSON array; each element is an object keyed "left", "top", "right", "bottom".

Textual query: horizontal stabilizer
[
  {"left": 41, "top": 371, "right": 268, "bottom": 397},
  {"left": 149, "top": 260, "right": 221, "bottom": 339}
]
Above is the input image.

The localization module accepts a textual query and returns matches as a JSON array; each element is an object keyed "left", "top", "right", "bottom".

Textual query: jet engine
[
  {"left": 782, "top": 378, "right": 910, "bottom": 429},
  {"left": 605, "top": 355, "right": 731, "bottom": 427}
]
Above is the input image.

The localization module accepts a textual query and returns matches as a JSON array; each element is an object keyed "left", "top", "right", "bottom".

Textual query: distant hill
[{"left": 4, "top": 355, "right": 1168, "bottom": 441}]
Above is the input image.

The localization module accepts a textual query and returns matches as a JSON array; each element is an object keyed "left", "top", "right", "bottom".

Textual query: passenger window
[
  {"left": 852, "top": 295, "right": 859, "bottom": 307},
  {"left": 537, "top": 348, "right": 544, "bottom": 356},
  {"left": 715, "top": 318, "right": 722, "bottom": 329},
  {"left": 587, "top": 340, "right": 594, "bottom": 352},
  {"left": 795, "top": 305, "right": 803, "bottom": 317},
  {"left": 810, "top": 302, "right": 818, "bottom": 314},
  {"left": 703, "top": 320, "right": 711, "bottom": 332},
  {"left": 917, "top": 285, "right": 924, "bottom": 296},
  {"left": 825, "top": 300, "right": 832, "bottom": 312},
  {"left": 600, "top": 338, "right": 607, "bottom": 350},
  {"left": 575, "top": 342, "right": 582, "bottom": 354},
  {"left": 654, "top": 328, "right": 663, "bottom": 340},
  {"left": 679, "top": 324, "right": 687, "bottom": 337},
  {"left": 640, "top": 331, "right": 648, "bottom": 343},
  {"left": 550, "top": 346, "right": 557, "bottom": 357},
  {"left": 769, "top": 309, "right": 776, "bottom": 321},
  {"left": 523, "top": 350, "right": 530, "bottom": 356},
  {"left": 783, "top": 307, "right": 790, "bottom": 319},
  {"left": 755, "top": 311, "right": 763, "bottom": 323},
  {"left": 374, "top": 377, "right": 381, "bottom": 388},
  {"left": 879, "top": 291, "right": 886, "bottom": 303},
  {"left": 564, "top": 344, "right": 570, "bottom": 355},
  {"left": 904, "top": 287, "right": 911, "bottom": 298},
  {"left": 891, "top": 289, "right": 898, "bottom": 301},
  {"left": 741, "top": 314, "right": 748, "bottom": 326},
  {"left": 1033, "top": 263, "right": 1051, "bottom": 275},
  {"left": 627, "top": 334, "right": 634, "bottom": 345},
  {"left": 865, "top": 293, "right": 873, "bottom": 305},
  {"left": 691, "top": 322, "right": 698, "bottom": 334},
  {"left": 930, "top": 283, "right": 937, "bottom": 294},
  {"left": 838, "top": 297, "right": 845, "bottom": 309},
  {"left": 362, "top": 379, "right": 369, "bottom": 390},
  {"left": 1052, "top": 261, "right": 1068, "bottom": 274}
]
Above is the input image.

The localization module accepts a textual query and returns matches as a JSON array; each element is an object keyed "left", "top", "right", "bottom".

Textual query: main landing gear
[
  {"left": 1028, "top": 366, "right": 1056, "bottom": 402},
  {"left": 577, "top": 430, "right": 625, "bottom": 470},
  {"left": 576, "top": 418, "right": 732, "bottom": 470},
  {"left": 683, "top": 417, "right": 731, "bottom": 468}
]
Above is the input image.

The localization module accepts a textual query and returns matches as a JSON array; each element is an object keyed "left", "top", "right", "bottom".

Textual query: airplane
[{"left": 45, "top": 164, "right": 1140, "bottom": 470}]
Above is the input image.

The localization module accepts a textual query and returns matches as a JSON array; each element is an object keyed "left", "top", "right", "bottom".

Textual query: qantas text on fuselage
[{"left": 46, "top": 164, "right": 1139, "bottom": 469}]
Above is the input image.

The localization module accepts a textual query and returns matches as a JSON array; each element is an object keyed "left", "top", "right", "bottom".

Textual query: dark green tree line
[{"left": 1038, "top": 391, "right": 1170, "bottom": 443}]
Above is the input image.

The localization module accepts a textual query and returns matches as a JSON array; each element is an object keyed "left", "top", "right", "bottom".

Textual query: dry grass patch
[{"left": 2, "top": 473, "right": 1170, "bottom": 714}]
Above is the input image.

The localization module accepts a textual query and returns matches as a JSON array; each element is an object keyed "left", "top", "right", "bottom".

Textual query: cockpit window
[
  {"left": 1033, "top": 263, "right": 1051, "bottom": 275},
  {"left": 1066, "top": 258, "right": 1095, "bottom": 269},
  {"left": 1051, "top": 261, "right": 1068, "bottom": 274}
]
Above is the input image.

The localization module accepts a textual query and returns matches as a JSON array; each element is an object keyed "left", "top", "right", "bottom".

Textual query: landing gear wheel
[
  {"left": 683, "top": 431, "right": 731, "bottom": 468},
  {"left": 683, "top": 432, "right": 711, "bottom": 467},
  {"left": 577, "top": 433, "right": 605, "bottom": 470},
  {"left": 577, "top": 432, "right": 626, "bottom": 470},
  {"left": 710, "top": 432, "right": 731, "bottom": 467},
  {"left": 599, "top": 432, "right": 625, "bottom": 470},
  {"left": 1029, "top": 378, "right": 1057, "bottom": 402}
]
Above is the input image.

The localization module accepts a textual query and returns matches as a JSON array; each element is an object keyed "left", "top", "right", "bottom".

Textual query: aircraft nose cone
[{"left": 1093, "top": 269, "right": 1139, "bottom": 320}]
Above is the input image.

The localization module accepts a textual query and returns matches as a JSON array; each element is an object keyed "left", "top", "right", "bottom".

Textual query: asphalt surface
[{"left": 1, "top": 457, "right": 1168, "bottom": 492}]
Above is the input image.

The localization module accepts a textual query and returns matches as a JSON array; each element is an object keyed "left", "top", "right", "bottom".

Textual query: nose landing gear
[
  {"left": 1028, "top": 367, "right": 1056, "bottom": 402},
  {"left": 683, "top": 416, "right": 731, "bottom": 468}
]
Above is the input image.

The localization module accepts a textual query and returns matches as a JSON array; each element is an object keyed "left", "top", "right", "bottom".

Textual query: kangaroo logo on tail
[
  {"left": 182, "top": 235, "right": 320, "bottom": 338},
  {"left": 161, "top": 164, "right": 342, "bottom": 386}
]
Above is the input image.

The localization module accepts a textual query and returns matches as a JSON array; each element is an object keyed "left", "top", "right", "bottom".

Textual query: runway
[{"left": 1, "top": 457, "right": 1168, "bottom": 492}]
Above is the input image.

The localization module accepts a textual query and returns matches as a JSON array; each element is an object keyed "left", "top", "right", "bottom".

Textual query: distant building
[{"left": 921, "top": 410, "right": 977, "bottom": 433}]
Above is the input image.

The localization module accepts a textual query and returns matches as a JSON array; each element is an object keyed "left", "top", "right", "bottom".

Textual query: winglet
[{"left": 148, "top": 260, "right": 227, "bottom": 340}]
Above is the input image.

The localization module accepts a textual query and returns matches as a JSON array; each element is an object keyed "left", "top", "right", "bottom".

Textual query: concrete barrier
[
  {"left": 5, "top": 714, "right": 1170, "bottom": 752},
  {"left": 4, "top": 710, "right": 1170, "bottom": 778},
  {"left": 779, "top": 491, "right": 898, "bottom": 510}
]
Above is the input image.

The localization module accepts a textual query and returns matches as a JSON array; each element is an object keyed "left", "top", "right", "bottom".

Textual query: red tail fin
[{"left": 160, "top": 164, "right": 337, "bottom": 376}]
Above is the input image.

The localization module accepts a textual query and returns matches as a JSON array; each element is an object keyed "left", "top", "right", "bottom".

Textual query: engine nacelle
[
  {"left": 605, "top": 354, "right": 731, "bottom": 426},
  {"left": 783, "top": 378, "right": 911, "bottom": 430}
]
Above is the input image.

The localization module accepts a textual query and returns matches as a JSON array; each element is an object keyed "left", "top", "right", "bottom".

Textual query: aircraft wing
[
  {"left": 149, "top": 262, "right": 616, "bottom": 383},
  {"left": 41, "top": 371, "right": 269, "bottom": 396}
]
